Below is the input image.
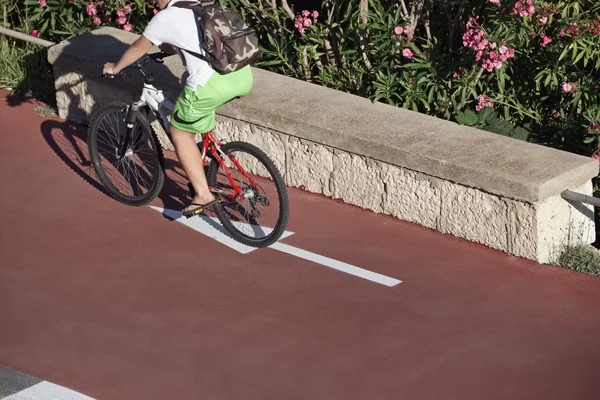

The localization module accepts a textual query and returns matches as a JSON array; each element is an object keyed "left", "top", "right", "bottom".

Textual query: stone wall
[{"left": 47, "top": 27, "right": 599, "bottom": 264}]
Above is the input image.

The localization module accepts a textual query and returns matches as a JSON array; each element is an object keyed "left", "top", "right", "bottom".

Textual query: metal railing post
[
  {"left": 0, "top": 27, "right": 55, "bottom": 47},
  {"left": 561, "top": 189, "right": 600, "bottom": 207}
]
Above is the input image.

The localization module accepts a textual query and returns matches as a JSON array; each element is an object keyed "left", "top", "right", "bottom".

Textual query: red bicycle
[{"left": 87, "top": 52, "right": 289, "bottom": 248}]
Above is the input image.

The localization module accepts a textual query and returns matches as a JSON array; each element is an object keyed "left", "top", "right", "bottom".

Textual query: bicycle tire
[
  {"left": 207, "top": 141, "right": 289, "bottom": 248},
  {"left": 87, "top": 101, "right": 165, "bottom": 207}
]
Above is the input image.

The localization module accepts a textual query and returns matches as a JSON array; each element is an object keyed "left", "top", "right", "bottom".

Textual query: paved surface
[{"left": 2, "top": 91, "right": 600, "bottom": 399}]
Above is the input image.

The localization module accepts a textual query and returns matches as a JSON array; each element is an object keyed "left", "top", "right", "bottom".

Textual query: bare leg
[{"left": 169, "top": 124, "right": 216, "bottom": 211}]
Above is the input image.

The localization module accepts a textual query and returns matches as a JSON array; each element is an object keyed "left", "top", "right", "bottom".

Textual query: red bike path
[{"left": 2, "top": 91, "right": 600, "bottom": 399}]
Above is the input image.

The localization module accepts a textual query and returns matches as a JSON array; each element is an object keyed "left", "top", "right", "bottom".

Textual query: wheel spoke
[
  {"left": 208, "top": 143, "right": 288, "bottom": 247},
  {"left": 89, "top": 103, "right": 164, "bottom": 206}
]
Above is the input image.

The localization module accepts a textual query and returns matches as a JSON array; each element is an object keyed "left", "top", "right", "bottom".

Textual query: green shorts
[{"left": 171, "top": 66, "right": 253, "bottom": 134}]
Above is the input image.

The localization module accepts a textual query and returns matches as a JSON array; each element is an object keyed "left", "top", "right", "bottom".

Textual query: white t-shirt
[{"left": 142, "top": 0, "right": 215, "bottom": 91}]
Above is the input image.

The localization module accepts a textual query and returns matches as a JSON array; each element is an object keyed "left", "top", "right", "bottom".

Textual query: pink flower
[
  {"left": 588, "top": 123, "right": 600, "bottom": 133},
  {"left": 118, "top": 16, "right": 127, "bottom": 25},
  {"left": 561, "top": 22, "right": 580, "bottom": 37},
  {"left": 489, "top": 0, "right": 500, "bottom": 4},
  {"left": 593, "top": 154, "right": 600, "bottom": 163},
  {"left": 586, "top": 20, "right": 600, "bottom": 35},
  {"left": 86, "top": 3, "right": 97, "bottom": 16},
  {"left": 30, "top": 30, "right": 39, "bottom": 37},
  {"left": 539, "top": 16, "right": 548, "bottom": 24},
  {"left": 394, "top": 26, "right": 404, "bottom": 35},
  {"left": 513, "top": 0, "right": 535, "bottom": 17},
  {"left": 117, "top": 10, "right": 125, "bottom": 18},
  {"left": 294, "top": 18, "right": 306, "bottom": 35},
  {"left": 295, "top": 11, "right": 318, "bottom": 35},
  {"left": 92, "top": 16, "right": 101, "bottom": 25},
  {"left": 124, "top": 5, "right": 132, "bottom": 14},
  {"left": 38, "top": 0, "right": 46, "bottom": 6},
  {"left": 123, "top": 23, "right": 132, "bottom": 32},
  {"left": 476, "top": 94, "right": 494, "bottom": 111},
  {"left": 562, "top": 82, "right": 574, "bottom": 93},
  {"left": 404, "top": 26, "right": 411, "bottom": 35},
  {"left": 153, "top": 8, "right": 159, "bottom": 14},
  {"left": 463, "top": 18, "right": 515, "bottom": 71},
  {"left": 402, "top": 48, "right": 414, "bottom": 58},
  {"left": 540, "top": 34, "right": 552, "bottom": 47}
]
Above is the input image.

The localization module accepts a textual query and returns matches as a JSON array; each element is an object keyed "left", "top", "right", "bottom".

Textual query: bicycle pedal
[{"left": 183, "top": 208, "right": 204, "bottom": 219}]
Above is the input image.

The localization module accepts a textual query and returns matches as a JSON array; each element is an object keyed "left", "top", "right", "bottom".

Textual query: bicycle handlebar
[{"left": 100, "top": 52, "right": 167, "bottom": 79}]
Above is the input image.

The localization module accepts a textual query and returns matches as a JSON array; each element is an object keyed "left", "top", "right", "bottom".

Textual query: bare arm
[{"left": 103, "top": 35, "right": 154, "bottom": 75}]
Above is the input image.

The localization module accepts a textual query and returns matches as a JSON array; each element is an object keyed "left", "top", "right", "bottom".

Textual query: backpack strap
[
  {"left": 170, "top": 1, "right": 210, "bottom": 63},
  {"left": 171, "top": 1, "right": 213, "bottom": 9}
]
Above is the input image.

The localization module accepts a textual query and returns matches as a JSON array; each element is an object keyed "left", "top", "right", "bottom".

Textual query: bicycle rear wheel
[
  {"left": 87, "top": 101, "right": 165, "bottom": 206},
  {"left": 207, "top": 141, "right": 289, "bottom": 248}
]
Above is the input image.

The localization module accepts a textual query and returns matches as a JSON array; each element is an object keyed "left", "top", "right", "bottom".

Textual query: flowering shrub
[
  {"left": 5, "top": 0, "right": 600, "bottom": 192},
  {"left": 7, "top": 0, "right": 158, "bottom": 42}
]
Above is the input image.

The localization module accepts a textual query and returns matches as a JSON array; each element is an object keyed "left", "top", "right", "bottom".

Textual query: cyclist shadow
[
  {"left": 39, "top": 117, "right": 193, "bottom": 211},
  {"left": 39, "top": 117, "right": 252, "bottom": 241}
]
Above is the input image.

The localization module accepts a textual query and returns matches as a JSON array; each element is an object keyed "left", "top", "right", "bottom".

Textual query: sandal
[{"left": 182, "top": 199, "right": 220, "bottom": 219}]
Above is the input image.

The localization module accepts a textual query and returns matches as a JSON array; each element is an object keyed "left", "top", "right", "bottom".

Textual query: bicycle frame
[{"left": 123, "top": 69, "right": 259, "bottom": 203}]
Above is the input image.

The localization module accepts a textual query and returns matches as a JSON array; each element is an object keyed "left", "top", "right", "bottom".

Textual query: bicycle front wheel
[
  {"left": 87, "top": 101, "right": 165, "bottom": 206},
  {"left": 208, "top": 141, "right": 289, "bottom": 248}
]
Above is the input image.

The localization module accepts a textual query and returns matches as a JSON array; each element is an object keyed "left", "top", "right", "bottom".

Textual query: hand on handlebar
[
  {"left": 101, "top": 53, "right": 166, "bottom": 78},
  {"left": 102, "top": 62, "right": 117, "bottom": 78}
]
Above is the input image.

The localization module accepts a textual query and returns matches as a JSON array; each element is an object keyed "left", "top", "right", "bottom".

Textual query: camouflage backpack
[{"left": 172, "top": 1, "right": 261, "bottom": 74}]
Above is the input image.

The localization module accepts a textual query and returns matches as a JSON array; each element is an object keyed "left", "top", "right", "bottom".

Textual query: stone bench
[{"left": 47, "top": 27, "right": 599, "bottom": 264}]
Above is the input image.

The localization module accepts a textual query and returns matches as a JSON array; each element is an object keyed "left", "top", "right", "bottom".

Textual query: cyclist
[{"left": 102, "top": 0, "right": 253, "bottom": 215}]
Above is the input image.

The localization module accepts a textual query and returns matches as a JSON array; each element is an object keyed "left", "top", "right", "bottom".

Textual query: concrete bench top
[{"left": 48, "top": 27, "right": 599, "bottom": 203}]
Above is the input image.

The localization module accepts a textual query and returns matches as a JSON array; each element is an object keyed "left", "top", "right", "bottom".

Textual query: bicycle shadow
[
  {"left": 40, "top": 118, "right": 192, "bottom": 212},
  {"left": 39, "top": 117, "right": 248, "bottom": 239}
]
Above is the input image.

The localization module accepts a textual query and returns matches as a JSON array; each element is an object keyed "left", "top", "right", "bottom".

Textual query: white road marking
[
  {"left": 151, "top": 206, "right": 294, "bottom": 254},
  {"left": 271, "top": 242, "right": 402, "bottom": 287},
  {"left": 4, "top": 381, "right": 94, "bottom": 400},
  {"left": 151, "top": 207, "right": 401, "bottom": 287}
]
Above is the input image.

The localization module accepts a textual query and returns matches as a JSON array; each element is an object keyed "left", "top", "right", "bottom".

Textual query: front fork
[{"left": 118, "top": 102, "right": 144, "bottom": 159}]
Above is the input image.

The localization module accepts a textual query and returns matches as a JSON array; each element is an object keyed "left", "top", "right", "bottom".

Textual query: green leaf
[
  {"left": 512, "top": 127, "right": 530, "bottom": 141},
  {"left": 402, "top": 62, "right": 427, "bottom": 70},
  {"left": 584, "top": 136, "right": 596, "bottom": 144},
  {"left": 428, "top": 85, "right": 435, "bottom": 103},
  {"left": 487, "top": 118, "right": 514, "bottom": 135},
  {"left": 464, "top": 109, "right": 478, "bottom": 125},
  {"left": 572, "top": 42, "right": 579, "bottom": 62},
  {"left": 479, "top": 107, "right": 495, "bottom": 122},
  {"left": 574, "top": 48, "right": 586, "bottom": 65},
  {"left": 256, "top": 59, "right": 282, "bottom": 67},
  {"left": 40, "top": 18, "right": 49, "bottom": 33},
  {"left": 558, "top": 44, "right": 571, "bottom": 61},
  {"left": 455, "top": 111, "right": 470, "bottom": 125}
]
